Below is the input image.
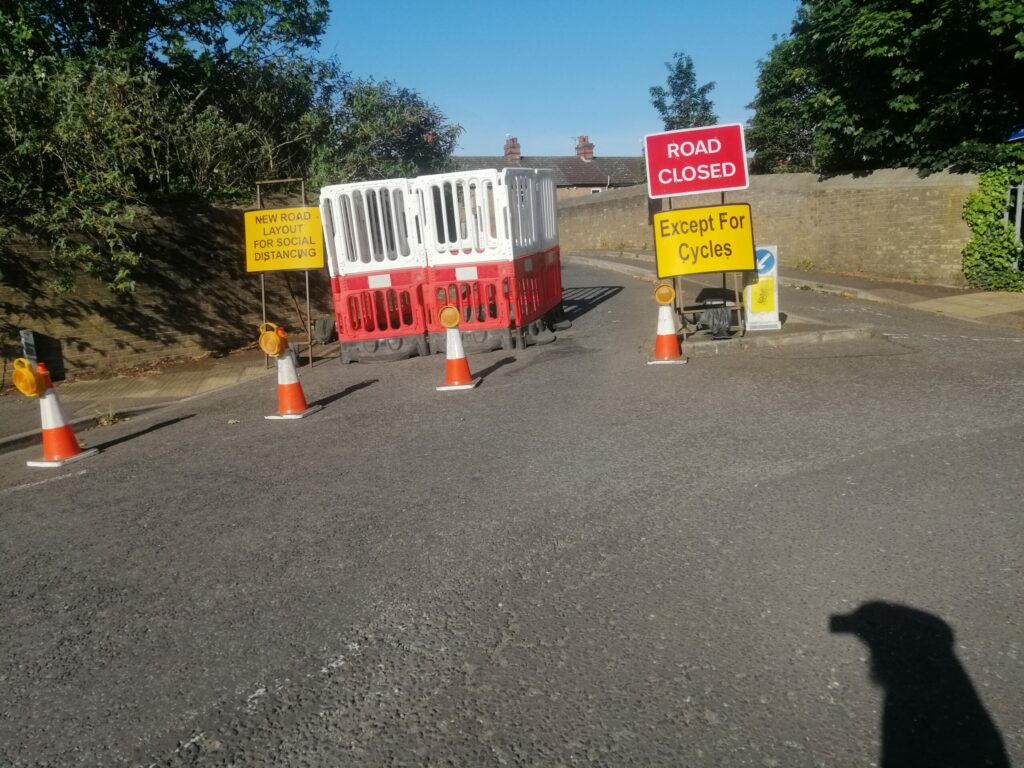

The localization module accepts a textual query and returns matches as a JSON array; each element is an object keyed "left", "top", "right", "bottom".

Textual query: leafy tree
[
  {"left": 746, "top": 37, "right": 819, "bottom": 173},
  {"left": 6, "top": 0, "right": 329, "bottom": 64},
  {"left": 0, "top": 2, "right": 460, "bottom": 292},
  {"left": 748, "top": 0, "right": 1024, "bottom": 174},
  {"left": 315, "top": 80, "right": 462, "bottom": 185},
  {"left": 649, "top": 52, "right": 717, "bottom": 130}
]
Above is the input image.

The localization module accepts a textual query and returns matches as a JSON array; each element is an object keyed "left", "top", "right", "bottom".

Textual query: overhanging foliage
[
  {"left": 748, "top": 0, "right": 1024, "bottom": 175},
  {"left": 0, "top": 2, "right": 460, "bottom": 293}
]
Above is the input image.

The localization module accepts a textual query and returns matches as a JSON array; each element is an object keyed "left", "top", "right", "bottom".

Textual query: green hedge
[{"left": 962, "top": 168, "right": 1024, "bottom": 291}]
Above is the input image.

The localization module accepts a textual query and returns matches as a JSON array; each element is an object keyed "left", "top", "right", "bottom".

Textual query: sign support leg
[
  {"left": 305, "top": 270, "right": 313, "bottom": 368},
  {"left": 733, "top": 272, "right": 746, "bottom": 335},
  {"left": 679, "top": 284, "right": 686, "bottom": 344},
  {"left": 261, "top": 273, "right": 269, "bottom": 369},
  {"left": 247, "top": 177, "right": 322, "bottom": 369}
]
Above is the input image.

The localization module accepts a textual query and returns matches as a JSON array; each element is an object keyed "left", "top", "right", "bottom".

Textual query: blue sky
[{"left": 321, "top": 0, "right": 801, "bottom": 157}]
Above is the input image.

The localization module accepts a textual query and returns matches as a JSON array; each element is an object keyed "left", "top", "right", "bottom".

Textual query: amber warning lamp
[
  {"left": 437, "top": 305, "right": 462, "bottom": 329},
  {"left": 654, "top": 283, "right": 676, "bottom": 306}
]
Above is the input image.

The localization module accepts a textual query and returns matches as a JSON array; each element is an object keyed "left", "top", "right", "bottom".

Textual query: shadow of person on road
[{"left": 830, "top": 601, "right": 1010, "bottom": 768}]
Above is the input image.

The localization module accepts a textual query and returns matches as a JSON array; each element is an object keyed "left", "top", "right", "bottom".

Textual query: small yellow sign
[
  {"left": 244, "top": 207, "right": 325, "bottom": 272},
  {"left": 749, "top": 275, "right": 776, "bottom": 312},
  {"left": 653, "top": 203, "right": 756, "bottom": 278}
]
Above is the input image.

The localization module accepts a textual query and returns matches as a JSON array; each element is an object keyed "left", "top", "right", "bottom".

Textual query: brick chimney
[
  {"left": 575, "top": 135, "right": 594, "bottom": 161},
  {"left": 504, "top": 136, "right": 521, "bottom": 162}
]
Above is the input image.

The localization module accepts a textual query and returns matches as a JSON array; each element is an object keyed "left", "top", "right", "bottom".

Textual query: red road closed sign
[{"left": 644, "top": 123, "right": 749, "bottom": 199}]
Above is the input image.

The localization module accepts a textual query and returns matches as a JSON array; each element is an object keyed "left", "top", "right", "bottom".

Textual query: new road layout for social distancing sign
[
  {"left": 244, "top": 206, "right": 325, "bottom": 272},
  {"left": 653, "top": 204, "right": 756, "bottom": 278}
]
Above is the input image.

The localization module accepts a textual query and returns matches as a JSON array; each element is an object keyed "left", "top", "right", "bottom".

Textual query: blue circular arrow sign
[{"left": 755, "top": 248, "right": 775, "bottom": 275}]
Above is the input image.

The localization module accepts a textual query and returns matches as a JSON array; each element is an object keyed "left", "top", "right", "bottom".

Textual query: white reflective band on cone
[
  {"left": 277, "top": 352, "right": 299, "bottom": 385},
  {"left": 446, "top": 326, "right": 466, "bottom": 359},
  {"left": 39, "top": 389, "right": 68, "bottom": 430},
  {"left": 656, "top": 304, "right": 676, "bottom": 335}
]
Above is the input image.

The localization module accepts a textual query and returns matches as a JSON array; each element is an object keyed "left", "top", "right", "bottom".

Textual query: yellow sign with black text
[
  {"left": 244, "top": 206, "right": 325, "bottom": 272},
  {"left": 749, "top": 275, "right": 776, "bottom": 313},
  {"left": 653, "top": 204, "right": 756, "bottom": 278}
]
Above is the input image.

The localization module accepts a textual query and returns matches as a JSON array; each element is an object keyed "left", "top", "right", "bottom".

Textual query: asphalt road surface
[{"left": 2, "top": 264, "right": 1022, "bottom": 767}]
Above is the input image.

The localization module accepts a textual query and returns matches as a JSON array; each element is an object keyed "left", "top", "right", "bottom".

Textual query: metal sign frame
[{"left": 253, "top": 178, "right": 315, "bottom": 368}]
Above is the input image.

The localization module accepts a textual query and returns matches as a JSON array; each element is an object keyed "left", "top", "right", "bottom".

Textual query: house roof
[{"left": 454, "top": 155, "right": 645, "bottom": 188}]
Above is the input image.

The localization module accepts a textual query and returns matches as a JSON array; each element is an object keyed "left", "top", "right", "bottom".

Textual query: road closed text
[
  {"left": 653, "top": 204, "right": 756, "bottom": 278},
  {"left": 645, "top": 124, "right": 749, "bottom": 198},
  {"left": 658, "top": 138, "right": 737, "bottom": 185}
]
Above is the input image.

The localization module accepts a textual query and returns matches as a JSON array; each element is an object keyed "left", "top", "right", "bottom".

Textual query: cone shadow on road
[
  {"left": 561, "top": 286, "right": 623, "bottom": 321},
  {"left": 474, "top": 356, "right": 515, "bottom": 381},
  {"left": 86, "top": 414, "right": 196, "bottom": 452},
  {"left": 830, "top": 601, "right": 1010, "bottom": 768},
  {"left": 311, "top": 379, "right": 378, "bottom": 409}
]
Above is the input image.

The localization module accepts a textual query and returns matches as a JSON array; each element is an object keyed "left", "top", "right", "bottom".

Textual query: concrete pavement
[
  {"left": 568, "top": 248, "right": 1024, "bottom": 329},
  {"left": 0, "top": 347, "right": 298, "bottom": 455}
]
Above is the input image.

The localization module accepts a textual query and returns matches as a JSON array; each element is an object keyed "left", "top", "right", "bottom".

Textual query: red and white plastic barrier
[
  {"left": 320, "top": 179, "right": 429, "bottom": 361},
  {"left": 414, "top": 168, "right": 563, "bottom": 350},
  {"left": 318, "top": 168, "right": 566, "bottom": 358}
]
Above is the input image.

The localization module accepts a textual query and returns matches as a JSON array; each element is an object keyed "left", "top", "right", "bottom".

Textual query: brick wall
[
  {"left": 1, "top": 201, "right": 334, "bottom": 383},
  {"left": 557, "top": 169, "right": 978, "bottom": 287},
  {"left": 558, "top": 185, "right": 658, "bottom": 252}
]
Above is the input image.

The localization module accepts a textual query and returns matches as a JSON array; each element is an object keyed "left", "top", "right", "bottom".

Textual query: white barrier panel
[
  {"left": 319, "top": 179, "right": 425, "bottom": 277},
  {"left": 535, "top": 170, "right": 558, "bottom": 252},
  {"left": 504, "top": 169, "right": 558, "bottom": 257},
  {"left": 414, "top": 170, "right": 509, "bottom": 265},
  {"left": 414, "top": 169, "right": 558, "bottom": 267},
  {"left": 744, "top": 245, "right": 783, "bottom": 331},
  {"left": 506, "top": 169, "right": 537, "bottom": 256}
]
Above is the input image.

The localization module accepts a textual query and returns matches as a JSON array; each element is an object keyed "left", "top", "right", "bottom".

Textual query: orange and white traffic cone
[
  {"left": 12, "top": 359, "right": 100, "bottom": 468},
  {"left": 648, "top": 283, "right": 687, "bottom": 365},
  {"left": 260, "top": 324, "right": 322, "bottom": 419},
  {"left": 436, "top": 306, "right": 480, "bottom": 391}
]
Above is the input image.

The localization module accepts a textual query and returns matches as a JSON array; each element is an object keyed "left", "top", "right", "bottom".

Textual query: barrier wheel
[
  {"left": 546, "top": 305, "right": 572, "bottom": 331},
  {"left": 514, "top": 327, "right": 528, "bottom": 350},
  {"left": 532, "top": 324, "right": 556, "bottom": 345}
]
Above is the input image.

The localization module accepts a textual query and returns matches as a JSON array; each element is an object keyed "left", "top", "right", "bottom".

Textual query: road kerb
[{"left": 563, "top": 253, "right": 880, "bottom": 354}]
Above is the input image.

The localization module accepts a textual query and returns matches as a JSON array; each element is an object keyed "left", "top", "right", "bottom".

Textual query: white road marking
[
  {"left": 882, "top": 333, "right": 1024, "bottom": 343},
  {"left": 1, "top": 469, "right": 87, "bottom": 495}
]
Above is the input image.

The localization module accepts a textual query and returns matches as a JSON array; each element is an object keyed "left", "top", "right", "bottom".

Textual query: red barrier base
[{"left": 338, "top": 333, "right": 429, "bottom": 364}]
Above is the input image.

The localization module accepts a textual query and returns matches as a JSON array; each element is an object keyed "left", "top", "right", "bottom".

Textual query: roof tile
[{"left": 453, "top": 156, "right": 645, "bottom": 187}]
